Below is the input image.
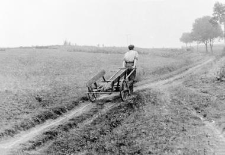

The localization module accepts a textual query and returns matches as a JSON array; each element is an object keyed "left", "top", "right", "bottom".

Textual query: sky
[{"left": 0, "top": 0, "right": 223, "bottom": 48}]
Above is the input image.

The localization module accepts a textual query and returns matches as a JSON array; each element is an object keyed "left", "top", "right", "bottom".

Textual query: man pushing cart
[
  {"left": 122, "top": 44, "right": 138, "bottom": 93},
  {"left": 86, "top": 45, "right": 138, "bottom": 102}
]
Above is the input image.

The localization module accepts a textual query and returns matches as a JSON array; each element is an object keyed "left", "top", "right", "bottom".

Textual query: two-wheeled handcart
[{"left": 86, "top": 67, "right": 136, "bottom": 102}]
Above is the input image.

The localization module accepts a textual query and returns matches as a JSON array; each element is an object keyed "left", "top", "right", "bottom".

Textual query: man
[{"left": 122, "top": 44, "right": 138, "bottom": 93}]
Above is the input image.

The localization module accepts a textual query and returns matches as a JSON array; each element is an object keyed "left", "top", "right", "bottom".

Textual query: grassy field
[
  {"left": 0, "top": 46, "right": 208, "bottom": 139},
  {"left": 26, "top": 47, "right": 225, "bottom": 155}
]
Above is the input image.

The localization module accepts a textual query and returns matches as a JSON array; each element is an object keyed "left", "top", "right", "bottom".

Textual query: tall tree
[
  {"left": 180, "top": 32, "right": 193, "bottom": 48},
  {"left": 212, "top": 2, "right": 225, "bottom": 44},
  {"left": 208, "top": 22, "right": 223, "bottom": 52},
  {"left": 192, "top": 16, "right": 223, "bottom": 52}
]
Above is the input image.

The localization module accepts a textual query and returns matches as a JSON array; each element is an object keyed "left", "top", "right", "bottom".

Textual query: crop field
[{"left": 0, "top": 46, "right": 215, "bottom": 154}]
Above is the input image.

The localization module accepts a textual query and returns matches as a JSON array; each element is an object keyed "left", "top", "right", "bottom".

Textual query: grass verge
[{"left": 0, "top": 97, "right": 88, "bottom": 139}]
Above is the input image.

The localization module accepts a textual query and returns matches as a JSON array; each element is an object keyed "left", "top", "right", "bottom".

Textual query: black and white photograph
[{"left": 0, "top": 0, "right": 225, "bottom": 154}]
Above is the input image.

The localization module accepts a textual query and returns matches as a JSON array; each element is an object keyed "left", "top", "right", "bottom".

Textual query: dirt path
[
  {"left": 136, "top": 58, "right": 214, "bottom": 90},
  {"left": 156, "top": 57, "right": 225, "bottom": 155},
  {"left": 0, "top": 103, "right": 94, "bottom": 155},
  {"left": 0, "top": 57, "right": 217, "bottom": 155}
]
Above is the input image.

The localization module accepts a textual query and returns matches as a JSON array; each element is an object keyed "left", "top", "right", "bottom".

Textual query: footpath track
[{"left": 0, "top": 57, "right": 217, "bottom": 155}]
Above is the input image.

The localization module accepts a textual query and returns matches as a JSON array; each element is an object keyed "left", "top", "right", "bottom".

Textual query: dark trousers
[
  {"left": 127, "top": 68, "right": 136, "bottom": 82},
  {"left": 125, "top": 62, "right": 136, "bottom": 93}
]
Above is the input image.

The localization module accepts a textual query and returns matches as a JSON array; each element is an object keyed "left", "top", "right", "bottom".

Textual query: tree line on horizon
[{"left": 180, "top": 2, "right": 225, "bottom": 52}]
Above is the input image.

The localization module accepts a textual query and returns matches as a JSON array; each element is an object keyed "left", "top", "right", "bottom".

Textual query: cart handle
[{"left": 126, "top": 69, "right": 136, "bottom": 80}]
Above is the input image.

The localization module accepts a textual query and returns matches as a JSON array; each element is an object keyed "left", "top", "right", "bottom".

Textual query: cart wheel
[
  {"left": 129, "top": 81, "right": 134, "bottom": 94},
  {"left": 87, "top": 92, "right": 97, "bottom": 102},
  {"left": 120, "top": 80, "right": 129, "bottom": 101}
]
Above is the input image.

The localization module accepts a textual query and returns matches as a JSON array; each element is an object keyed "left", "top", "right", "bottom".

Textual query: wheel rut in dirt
[
  {"left": 136, "top": 58, "right": 214, "bottom": 90},
  {"left": 162, "top": 57, "right": 225, "bottom": 155},
  {"left": 20, "top": 102, "right": 119, "bottom": 153},
  {"left": 0, "top": 103, "right": 94, "bottom": 154}
]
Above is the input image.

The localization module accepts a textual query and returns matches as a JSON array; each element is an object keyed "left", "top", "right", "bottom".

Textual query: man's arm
[
  {"left": 133, "top": 51, "right": 138, "bottom": 68},
  {"left": 122, "top": 60, "right": 126, "bottom": 68},
  {"left": 133, "top": 59, "right": 137, "bottom": 68}
]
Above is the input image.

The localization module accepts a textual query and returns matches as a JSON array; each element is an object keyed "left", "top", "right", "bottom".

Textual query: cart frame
[{"left": 86, "top": 68, "right": 136, "bottom": 102}]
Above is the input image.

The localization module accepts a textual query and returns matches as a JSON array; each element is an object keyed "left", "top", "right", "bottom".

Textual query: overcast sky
[{"left": 0, "top": 0, "right": 222, "bottom": 48}]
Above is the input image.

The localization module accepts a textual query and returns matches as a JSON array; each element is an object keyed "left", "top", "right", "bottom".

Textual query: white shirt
[{"left": 124, "top": 50, "right": 138, "bottom": 62}]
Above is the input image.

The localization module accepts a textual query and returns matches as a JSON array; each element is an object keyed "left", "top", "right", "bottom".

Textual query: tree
[
  {"left": 180, "top": 32, "right": 193, "bottom": 48},
  {"left": 208, "top": 22, "right": 223, "bottom": 52},
  {"left": 192, "top": 16, "right": 223, "bottom": 52},
  {"left": 212, "top": 2, "right": 225, "bottom": 44}
]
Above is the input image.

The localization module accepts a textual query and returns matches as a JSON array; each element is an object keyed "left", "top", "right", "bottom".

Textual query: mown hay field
[{"left": 0, "top": 46, "right": 207, "bottom": 137}]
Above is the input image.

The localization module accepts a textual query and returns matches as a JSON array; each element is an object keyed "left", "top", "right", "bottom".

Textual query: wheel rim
[
  {"left": 121, "top": 90, "right": 129, "bottom": 101},
  {"left": 120, "top": 81, "right": 129, "bottom": 101}
]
